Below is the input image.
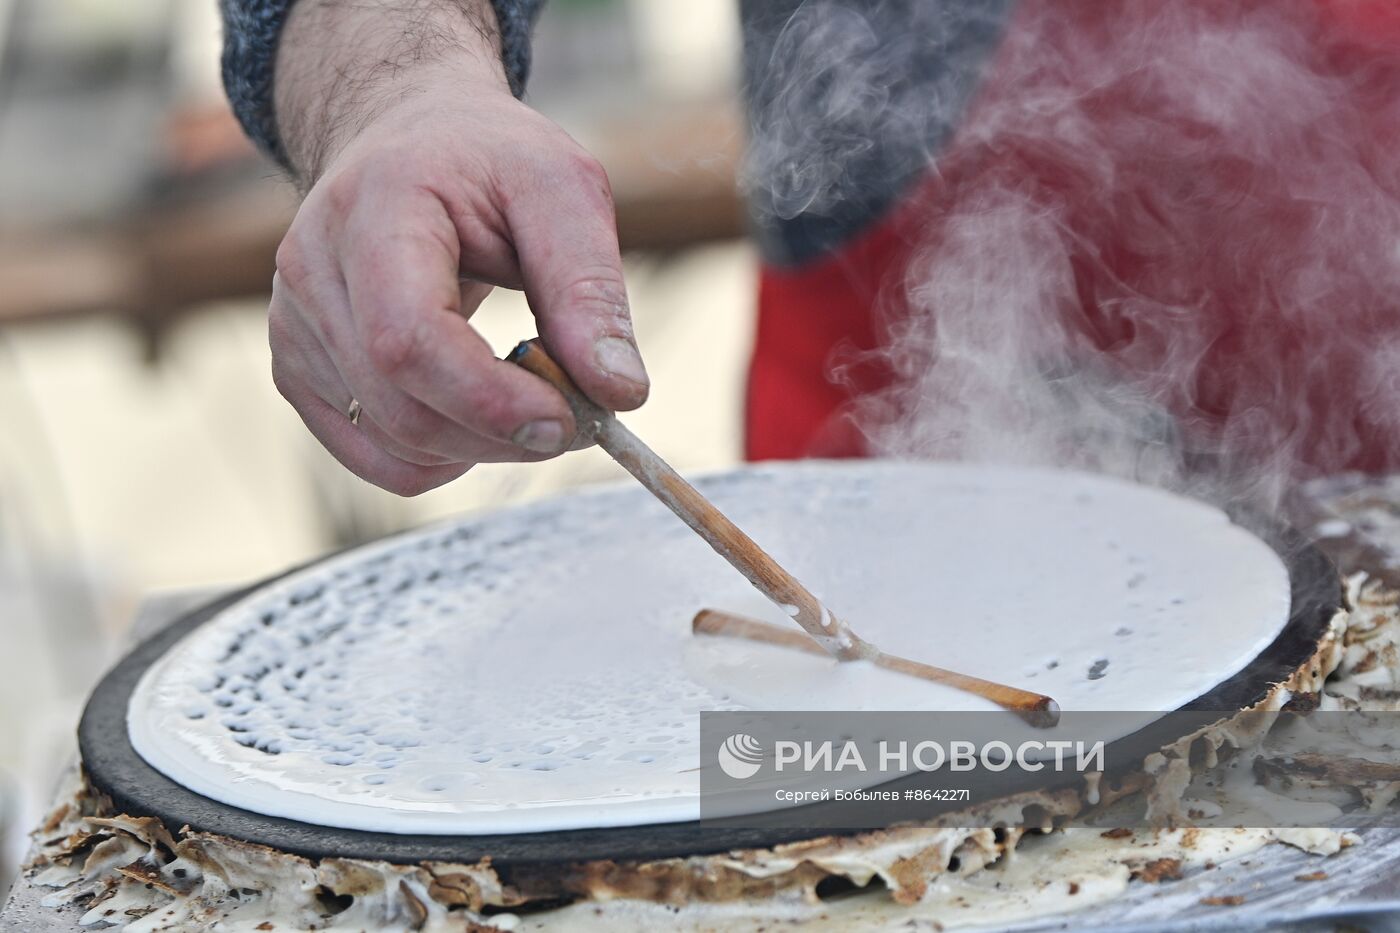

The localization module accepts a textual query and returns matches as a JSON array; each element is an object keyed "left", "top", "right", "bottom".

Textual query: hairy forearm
[{"left": 274, "top": 0, "right": 509, "bottom": 184}]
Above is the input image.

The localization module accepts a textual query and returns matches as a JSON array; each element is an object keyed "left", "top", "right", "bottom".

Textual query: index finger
[{"left": 504, "top": 151, "right": 650, "bottom": 413}]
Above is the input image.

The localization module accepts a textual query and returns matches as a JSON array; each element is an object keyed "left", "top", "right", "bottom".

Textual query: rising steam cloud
[{"left": 746, "top": 0, "right": 1400, "bottom": 509}]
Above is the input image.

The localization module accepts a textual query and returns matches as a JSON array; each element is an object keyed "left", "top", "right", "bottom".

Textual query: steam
[{"left": 746, "top": 0, "right": 1400, "bottom": 510}]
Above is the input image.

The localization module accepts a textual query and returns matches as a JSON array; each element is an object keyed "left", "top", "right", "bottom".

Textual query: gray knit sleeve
[{"left": 219, "top": 0, "right": 547, "bottom": 168}]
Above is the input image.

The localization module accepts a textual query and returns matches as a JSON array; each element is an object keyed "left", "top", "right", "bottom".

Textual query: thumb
[{"left": 506, "top": 152, "right": 649, "bottom": 412}]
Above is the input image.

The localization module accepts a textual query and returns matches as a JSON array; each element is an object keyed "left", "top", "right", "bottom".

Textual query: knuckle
[
  {"left": 366, "top": 321, "right": 426, "bottom": 378},
  {"left": 566, "top": 150, "right": 608, "bottom": 186},
  {"left": 274, "top": 234, "right": 314, "bottom": 294},
  {"left": 562, "top": 151, "right": 614, "bottom": 206},
  {"left": 322, "top": 150, "right": 423, "bottom": 219},
  {"left": 555, "top": 271, "right": 631, "bottom": 323},
  {"left": 523, "top": 145, "right": 612, "bottom": 201},
  {"left": 467, "top": 390, "right": 519, "bottom": 437},
  {"left": 320, "top": 163, "right": 367, "bottom": 218}
]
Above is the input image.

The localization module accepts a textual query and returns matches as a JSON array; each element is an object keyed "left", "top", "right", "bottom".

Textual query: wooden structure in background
[{"left": 0, "top": 101, "right": 746, "bottom": 347}]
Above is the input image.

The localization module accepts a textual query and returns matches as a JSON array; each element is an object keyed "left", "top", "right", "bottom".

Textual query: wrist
[{"left": 274, "top": 0, "right": 510, "bottom": 184}]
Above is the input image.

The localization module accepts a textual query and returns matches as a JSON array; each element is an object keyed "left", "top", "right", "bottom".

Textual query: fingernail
[
  {"left": 512, "top": 419, "right": 568, "bottom": 453},
  {"left": 595, "top": 336, "right": 649, "bottom": 387}
]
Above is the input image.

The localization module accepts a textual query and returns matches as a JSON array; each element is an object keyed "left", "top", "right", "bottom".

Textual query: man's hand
[{"left": 267, "top": 0, "right": 648, "bottom": 495}]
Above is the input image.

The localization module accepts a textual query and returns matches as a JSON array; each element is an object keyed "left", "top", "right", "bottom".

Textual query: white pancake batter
[{"left": 127, "top": 462, "right": 1291, "bottom": 835}]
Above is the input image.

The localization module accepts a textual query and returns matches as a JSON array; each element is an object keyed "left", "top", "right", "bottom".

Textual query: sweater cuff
[
  {"left": 495, "top": 0, "right": 548, "bottom": 98},
  {"left": 219, "top": 0, "right": 547, "bottom": 169}
]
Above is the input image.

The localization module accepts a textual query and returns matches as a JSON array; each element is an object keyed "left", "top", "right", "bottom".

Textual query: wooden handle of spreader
[
  {"left": 508, "top": 338, "right": 1061, "bottom": 725},
  {"left": 694, "top": 609, "right": 1061, "bottom": 728},
  {"left": 509, "top": 338, "right": 874, "bottom": 661}
]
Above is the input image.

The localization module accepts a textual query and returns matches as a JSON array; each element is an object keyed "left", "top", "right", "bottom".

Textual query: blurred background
[{"left": 0, "top": 0, "right": 753, "bottom": 888}]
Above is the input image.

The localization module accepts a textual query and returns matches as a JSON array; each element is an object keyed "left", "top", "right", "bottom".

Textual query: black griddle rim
[{"left": 79, "top": 510, "right": 1341, "bottom": 868}]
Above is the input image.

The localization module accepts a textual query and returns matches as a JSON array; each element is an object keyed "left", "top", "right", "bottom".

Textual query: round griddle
[{"left": 80, "top": 508, "right": 1341, "bottom": 868}]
